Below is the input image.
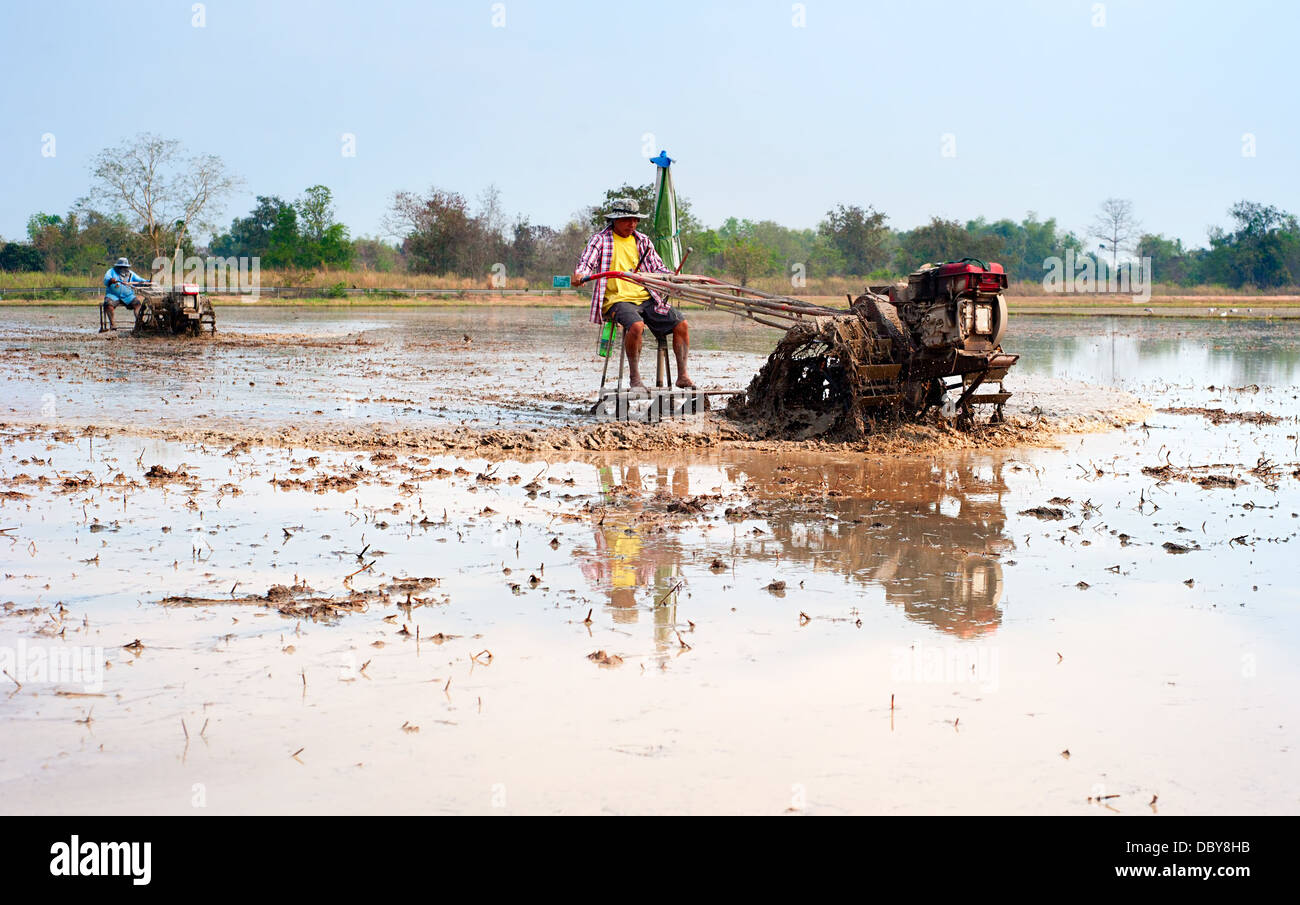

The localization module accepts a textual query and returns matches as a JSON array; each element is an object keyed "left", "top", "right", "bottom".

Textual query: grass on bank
[
  {"left": 5, "top": 268, "right": 1300, "bottom": 298},
  {"left": 8, "top": 295, "right": 1300, "bottom": 317}
]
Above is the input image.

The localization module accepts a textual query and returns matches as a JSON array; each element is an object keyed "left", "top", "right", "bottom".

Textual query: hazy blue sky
[{"left": 2, "top": 0, "right": 1296, "bottom": 249}]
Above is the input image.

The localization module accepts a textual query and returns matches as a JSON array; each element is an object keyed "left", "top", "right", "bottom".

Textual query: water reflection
[
  {"left": 576, "top": 465, "right": 688, "bottom": 655},
  {"left": 575, "top": 454, "right": 1013, "bottom": 646},
  {"left": 1012, "top": 316, "right": 1300, "bottom": 387},
  {"left": 724, "top": 456, "right": 1012, "bottom": 638}
]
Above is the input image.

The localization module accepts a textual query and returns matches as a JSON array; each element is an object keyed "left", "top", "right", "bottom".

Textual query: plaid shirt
[{"left": 575, "top": 226, "right": 671, "bottom": 325}]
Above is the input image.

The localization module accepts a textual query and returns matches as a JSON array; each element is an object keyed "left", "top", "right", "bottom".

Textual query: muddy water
[
  {"left": 3, "top": 306, "right": 1295, "bottom": 429},
  {"left": 1, "top": 307, "right": 1298, "bottom": 814},
  {"left": 0, "top": 307, "right": 777, "bottom": 430}
]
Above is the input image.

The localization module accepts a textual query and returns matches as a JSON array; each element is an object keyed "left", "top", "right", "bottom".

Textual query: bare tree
[
  {"left": 475, "top": 184, "right": 506, "bottom": 242},
  {"left": 86, "top": 133, "right": 243, "bottom": 265},
  {"left": 384, "top": 187, "right": 484, "bottom": 275},
  {"left": 1089, "top": 198, "right": 1140, "bottom": 270}
]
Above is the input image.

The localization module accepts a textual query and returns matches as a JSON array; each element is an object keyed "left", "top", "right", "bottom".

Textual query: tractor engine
[{"left": 885, "top": 259, "right": 1009, "bottom": 354}]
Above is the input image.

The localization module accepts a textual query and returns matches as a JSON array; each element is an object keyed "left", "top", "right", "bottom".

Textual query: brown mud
[
  {"left": 0, "top": 398, "right": 1145, "bottom": 460},
  {"left": 161, "top": 577, "right": 444, "bottom": 623},
  {"left": 1140, "top": 456, "right": 1294, "bottom": 489},
  {"left": 1157, "top": 406, "right": 1281, "bottom": 425}
]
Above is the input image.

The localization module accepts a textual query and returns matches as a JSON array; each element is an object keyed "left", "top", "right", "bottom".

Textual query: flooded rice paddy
[{"left": 1, "top": 306, "right": 1297, "bottom": 814}]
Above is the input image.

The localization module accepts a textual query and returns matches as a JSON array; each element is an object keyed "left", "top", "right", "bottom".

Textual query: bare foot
[
  {"left": 629, "top": 377, "right": 647, "bottom": 389},
  {"left": 675, "top": 376, "right": 697, "bottom": 389}
]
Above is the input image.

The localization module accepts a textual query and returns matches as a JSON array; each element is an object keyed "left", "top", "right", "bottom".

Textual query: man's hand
[{"left": 572, "top": 273, "right": 586, "bottom": 287}]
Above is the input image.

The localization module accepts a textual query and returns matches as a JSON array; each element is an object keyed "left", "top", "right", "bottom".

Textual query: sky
[{"left": 2, "top": 0, "right": 1297, "bottom": 249}]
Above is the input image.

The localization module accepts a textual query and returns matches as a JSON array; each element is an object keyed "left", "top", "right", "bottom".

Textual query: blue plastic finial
[{"left": 650, "top": 150, "right": 674, "bottom": 168}]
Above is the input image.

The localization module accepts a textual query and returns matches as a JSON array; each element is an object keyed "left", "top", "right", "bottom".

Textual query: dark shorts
[
  {"left": 607, "top": 299, "right": 684, "bottom": 337},
  {"left": 104, "top": 297, "right": 137, "bottom": 309}
]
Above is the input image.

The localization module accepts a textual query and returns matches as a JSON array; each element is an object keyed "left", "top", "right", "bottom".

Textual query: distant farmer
[
  {"left": 573, "top": 198, "right": 695, "bottom": 389},
  {"left": 102, "top": 257, "right": 147, "bottom": 331}
]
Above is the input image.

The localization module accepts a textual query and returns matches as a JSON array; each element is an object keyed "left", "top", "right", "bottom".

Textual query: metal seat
[{"left": 591, "top": 321, "right": 682, "bottom": 421}]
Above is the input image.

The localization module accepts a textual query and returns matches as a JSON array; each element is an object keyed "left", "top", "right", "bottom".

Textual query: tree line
[{"left": 4, "top": 135, "right": 1299, "bottom": 289}]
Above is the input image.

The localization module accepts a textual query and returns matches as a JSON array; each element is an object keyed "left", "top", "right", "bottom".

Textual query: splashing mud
[{"left": 725, "top": 314, "right": 899, "bottom": 438}]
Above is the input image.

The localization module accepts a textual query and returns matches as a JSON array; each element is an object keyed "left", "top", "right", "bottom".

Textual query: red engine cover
[{"left": 931, "top": 261, "right": 1007, "bottom": 294}]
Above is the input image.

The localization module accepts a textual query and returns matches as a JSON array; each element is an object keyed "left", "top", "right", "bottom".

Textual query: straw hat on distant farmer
[{"left": 573, "top": 197, "right": 695, "bottom": 390}]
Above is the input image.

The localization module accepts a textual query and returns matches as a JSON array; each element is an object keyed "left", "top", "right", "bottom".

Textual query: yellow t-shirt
[
  {"left": 608, "top": 529, "right": 641, "bottom": 589},
  {"left": 603, "top": 233, "right": 651, "bottom": 314}
]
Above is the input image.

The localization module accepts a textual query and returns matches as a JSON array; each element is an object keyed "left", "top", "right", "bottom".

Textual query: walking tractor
[
  {"left": 129, "top": 282, "right": 217, "bottom": 336},
  {"left": 589, "top": 259, "right": 1017, "bottom": 435}
]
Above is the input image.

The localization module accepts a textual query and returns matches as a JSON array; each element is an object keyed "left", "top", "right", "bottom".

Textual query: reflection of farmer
[
  {"left": 578, "top": 465, "right": 652, "bottom": 623},
  {"left": 573, "top": 198, "right": 695, "bottom": 390},
  {"left": 577, "top": 465, "right": 689, "bottom": 646},
  {"left": 102, "top": 257, "right": 147, "bottom": 331},
  {"left": 592, "top": 520, "right": 650, "bottom": 623}
]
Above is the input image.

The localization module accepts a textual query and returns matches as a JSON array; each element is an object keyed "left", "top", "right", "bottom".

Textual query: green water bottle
[{"left": 598, "top": 321, "right": 615, "bottom": 358}]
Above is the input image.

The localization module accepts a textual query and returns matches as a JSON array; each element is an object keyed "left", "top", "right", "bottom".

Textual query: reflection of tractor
[
  {"left": 726, "top": 456, "right": 1013, "bottom": 637},
  {"left": 130, "top": 282, "right": 216, "bottom": 336}
]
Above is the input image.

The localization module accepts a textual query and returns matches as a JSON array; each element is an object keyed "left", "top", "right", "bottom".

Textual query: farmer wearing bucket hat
[
  {"left": 573, "top": 197, "right": 695, "bottom": 389},
  {"left": 101, "top": 257, "right": 147, "bottom": 331}
]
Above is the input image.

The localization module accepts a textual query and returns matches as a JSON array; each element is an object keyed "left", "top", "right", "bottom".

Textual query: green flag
[{"left": 649, "top": 151, "right": 682, "bottom": 272}]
